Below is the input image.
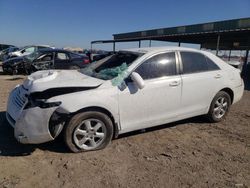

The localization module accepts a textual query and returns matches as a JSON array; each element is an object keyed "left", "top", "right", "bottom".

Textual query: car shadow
[
  {"left": 0, "top": 111, "right": 209, "bottom": 156},
  {"left": 118, "top": 116, "right": 208, "bottom": 139}
]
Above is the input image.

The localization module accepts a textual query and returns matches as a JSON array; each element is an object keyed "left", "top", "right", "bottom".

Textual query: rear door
[
  {"left": 54, "top": 52, "right": 70, "bottom": 69},
  {"left": 179, "top": 51, "right": 222, "bottom": 117},
  {"left": 118, "top": 52, "right": 182, "bottom": 133}
]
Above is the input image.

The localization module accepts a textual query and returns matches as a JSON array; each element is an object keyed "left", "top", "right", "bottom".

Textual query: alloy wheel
[
  {"left": 213, "top": 96, "right": 228, "bottom": 119},
  {"left": 73, "top": 119, "right": 107, "bottom": 150}
]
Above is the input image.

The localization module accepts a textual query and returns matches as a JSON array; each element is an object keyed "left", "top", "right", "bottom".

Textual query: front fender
[{"left": 48, "top": 86, "right": 120, "bottom": 124}]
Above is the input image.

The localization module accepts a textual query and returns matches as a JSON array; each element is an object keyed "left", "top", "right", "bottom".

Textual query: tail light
[{"left": 83, "top": 58, "right": 90, "bottom": 64}]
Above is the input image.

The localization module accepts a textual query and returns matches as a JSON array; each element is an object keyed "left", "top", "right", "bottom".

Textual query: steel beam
[
  {"left": 113, "top": 42, "right": 116, "bottom": 52},
  {"left": 228, "top": 50, "right": 231, "bottom": 61},
  {"left": 216, "top": 35, "right": 221, "bottom": 56}
]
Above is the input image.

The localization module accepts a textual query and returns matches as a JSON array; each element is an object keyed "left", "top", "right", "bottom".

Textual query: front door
[
  {"left": 32, "top": 52, "right": 54, "bottom": 70},
  {"left": 118, "top": 52, "right": 182, "bottom": 133}
]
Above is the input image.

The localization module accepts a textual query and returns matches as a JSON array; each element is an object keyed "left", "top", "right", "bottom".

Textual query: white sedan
[{"left": 6, "top": 47, "right": 244, "bottom": 152}]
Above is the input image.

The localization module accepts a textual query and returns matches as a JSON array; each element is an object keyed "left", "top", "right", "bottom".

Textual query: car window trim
[
  {"left": 130, "top": 51, "right": 180, "bottom": 81},
  {"left": 178, "top": 50, "right": 220, "bottom": 75}
]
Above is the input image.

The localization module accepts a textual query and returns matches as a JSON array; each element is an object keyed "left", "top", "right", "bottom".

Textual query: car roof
[
  {"left": 122, "top": 46, "right": 203, "bottom": 54},
  {"left": 38, "top": 48, "right": 72, "bottom": 53},
  {"left": 38, "top": 48, "right": 87, "bottom": 57}
]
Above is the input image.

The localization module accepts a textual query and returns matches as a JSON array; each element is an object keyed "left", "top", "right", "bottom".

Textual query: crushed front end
[{"left": 6, "top": 84, "right": 61, "bottom": 144}]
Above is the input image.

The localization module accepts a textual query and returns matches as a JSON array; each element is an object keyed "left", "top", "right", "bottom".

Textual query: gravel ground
[{"left": 0, "top": 73, "right": 249, "bottom": 188}]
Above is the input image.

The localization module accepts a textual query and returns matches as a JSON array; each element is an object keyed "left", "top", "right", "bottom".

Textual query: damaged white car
[{"left": 6, "top": 47, "right": 244, "bottom": 152}]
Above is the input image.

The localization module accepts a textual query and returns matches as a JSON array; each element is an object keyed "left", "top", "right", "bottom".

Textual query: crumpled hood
[{"left": 23, "top": 70, "right": 105, "bottom": 93}]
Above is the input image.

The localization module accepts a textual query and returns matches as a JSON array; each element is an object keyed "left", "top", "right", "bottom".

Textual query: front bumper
[
  {"left": 6, "top": 85, "right": 57, "bottom": 144},
  {"left": 2, "top": 64, "right": 13, "bottom": 74}
]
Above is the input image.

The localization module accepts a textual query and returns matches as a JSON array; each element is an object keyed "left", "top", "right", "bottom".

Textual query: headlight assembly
[{"left": 24, "top": 96, "right": 61, "bottom": 109}]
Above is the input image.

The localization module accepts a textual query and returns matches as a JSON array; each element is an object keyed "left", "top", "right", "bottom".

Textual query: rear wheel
[
  {"left": 207, "top": 91, "right": 231, "bottom": 122},
  {"left": 64, "top": 111, "right": 113, "bottom": 153}
]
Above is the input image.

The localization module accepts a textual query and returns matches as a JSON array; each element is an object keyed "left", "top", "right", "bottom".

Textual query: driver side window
[
  {"left": 134, "top": 52, "right": 177, "bottom": 80},
  {"left": 36, "top": 53, "right": 53, "bottom": 62}
]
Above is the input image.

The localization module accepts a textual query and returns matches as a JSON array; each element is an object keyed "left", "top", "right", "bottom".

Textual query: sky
[{"left": 0, "top": 0, "right": 250, "bottom": 50}]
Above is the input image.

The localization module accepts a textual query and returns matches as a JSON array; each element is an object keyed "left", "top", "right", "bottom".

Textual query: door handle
[
  {"left": 169, "top": 81, "right": 180, "bottom": 87},
  {"left": 214, "top": 74, "right": 222, "bottom": 79}
]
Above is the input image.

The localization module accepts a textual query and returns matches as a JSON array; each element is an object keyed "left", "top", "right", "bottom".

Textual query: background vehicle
[
  {"left": 2, "top": 49, "right": 90, "bottom": 74},
  {"left": 91, "top": 51, "right": 115, "bottom": 62},
  {"left": 0, "top": 47, "right": 19, "bottom": 61},
  {"left": 6, "top": 47, "right": 244, "bottom": 153},
  {"left": 8, "top": 45, "right": 52, "bottom": 59},
  {"left": 0, "top": 44, "right": 15, "bottom": 51}
]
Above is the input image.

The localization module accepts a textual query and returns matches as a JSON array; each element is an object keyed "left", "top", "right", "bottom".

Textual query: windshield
[
  {"left": 80, "top": 51, "right": 143, "bottom": 80},
  {"left": 24, "top": 51, "right": 42, "bottom": 61}
]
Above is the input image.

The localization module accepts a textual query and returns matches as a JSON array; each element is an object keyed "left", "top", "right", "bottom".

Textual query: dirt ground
[{"left": 0, "top": 73, "right": 249, "bottom": 188}]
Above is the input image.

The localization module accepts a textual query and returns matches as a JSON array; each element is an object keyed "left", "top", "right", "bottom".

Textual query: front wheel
[
  {"left": 64, "top": 111, "right": 114, "bottom": 153},
  {"left": 11, "top": 67, "right": 18, "bottom": 75},
  {"left": 207, "top": 91, "right": 231, "bottom": 122}
]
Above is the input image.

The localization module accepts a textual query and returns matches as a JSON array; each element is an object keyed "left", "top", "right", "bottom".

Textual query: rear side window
[
  {"left": 135, "top": 52, "right": 176, "bottom": 80},
  {"left": 56, "top": 52, "right": 69, "bottom": 60},
  {"left": 206, "top": 57, "right": 220, "bottom": 71},
  {"left": 181, "top": 52, "right": 219, "bottom": 74}
]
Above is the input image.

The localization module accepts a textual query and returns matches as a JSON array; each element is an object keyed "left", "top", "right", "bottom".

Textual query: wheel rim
[
  {"left": 73, "top": 118, "right": 107, "bottom": 150},
  {"left": 213, "top": 97, "right": 228, "bottom": 119}
]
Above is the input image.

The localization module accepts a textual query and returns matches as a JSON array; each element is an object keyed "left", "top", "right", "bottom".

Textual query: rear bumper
[{"left": 232, "top": 82, "right": 244, "bottom": 104}]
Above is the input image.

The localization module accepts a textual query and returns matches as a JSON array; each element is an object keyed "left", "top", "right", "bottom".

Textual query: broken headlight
[{"left": 24, "top": 96, "right": 61, "bottom": 109}]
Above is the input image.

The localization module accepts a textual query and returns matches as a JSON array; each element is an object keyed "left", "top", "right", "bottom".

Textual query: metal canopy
[
  {"left": 91, "top": 17, "right": 250, "bottom": 67},
  {"left": 112, "top": 18, "right": 250, "bottom": 50}
]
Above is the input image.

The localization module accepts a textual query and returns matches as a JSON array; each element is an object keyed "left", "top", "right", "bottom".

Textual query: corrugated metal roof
[{"left": 113, "top": 18, "right": 250, "bottom": 40}]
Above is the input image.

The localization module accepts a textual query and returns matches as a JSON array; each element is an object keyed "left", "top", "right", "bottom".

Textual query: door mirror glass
[{"left": 131, "top": 72, "right": 145, "bottom": 89}]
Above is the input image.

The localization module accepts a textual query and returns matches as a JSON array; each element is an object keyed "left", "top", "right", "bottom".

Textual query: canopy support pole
[{"left": 216, "top": 35, "right": 220, "bottom": 56}]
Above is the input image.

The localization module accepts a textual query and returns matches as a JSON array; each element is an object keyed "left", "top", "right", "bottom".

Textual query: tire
[
  {"left": 64, "top": 111, "right": 114, "bottom": 153},
  {"left": 207, "top": 91, "right": 231, "bottom": 122}
]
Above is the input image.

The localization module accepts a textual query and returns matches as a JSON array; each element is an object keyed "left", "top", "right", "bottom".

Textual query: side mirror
[{"left": 131, "top": 72, "right": 145, "bottom": 89}]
